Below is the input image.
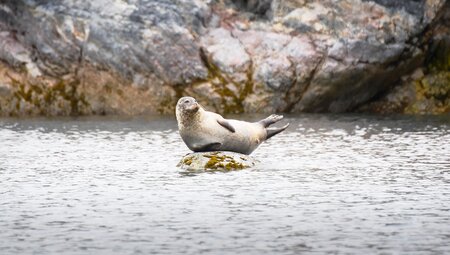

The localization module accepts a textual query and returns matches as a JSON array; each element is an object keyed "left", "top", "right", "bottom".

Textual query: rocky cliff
[{"left": 0, "top": 0, "right": 448, "bottom": 116}]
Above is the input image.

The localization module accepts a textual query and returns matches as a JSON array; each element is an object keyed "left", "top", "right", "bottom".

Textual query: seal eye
[{"left": 184, "top": 100, "right": 189, "bottom": 104}]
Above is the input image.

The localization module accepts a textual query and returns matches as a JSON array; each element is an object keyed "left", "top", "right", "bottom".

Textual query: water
[{"left": 1, "top": 114, "right": 449, "bottom": 254}]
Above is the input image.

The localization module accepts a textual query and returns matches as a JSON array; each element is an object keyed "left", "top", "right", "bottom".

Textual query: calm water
[{"left": 1, "top": 114, "right": 449, "bottom": 254}]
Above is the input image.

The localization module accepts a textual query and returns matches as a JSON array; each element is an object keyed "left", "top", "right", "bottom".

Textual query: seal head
[
  {"left": 176, "top": 97, "right": 199, "bottom": 114},
  {"left": 176, "top": 97, "right": 200, "bottom": 126}
]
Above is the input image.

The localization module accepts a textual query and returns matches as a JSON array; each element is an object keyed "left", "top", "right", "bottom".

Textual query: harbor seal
[{"left": 176, "top": 97, "right": 289, "bottom": 155}]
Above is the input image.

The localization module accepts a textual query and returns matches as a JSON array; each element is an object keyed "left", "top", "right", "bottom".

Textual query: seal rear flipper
[
  {"left": 266, "top": 123, "right": 289, "bottom": 140},
  {"left": 193, "top": 142, "right": 222, "bottom": 152},
  {"left": 259, "top": 114, "right": 284, "bottom": 127},
  {"left": 217, "top": 119, "right": 236, "bottom": 133}
]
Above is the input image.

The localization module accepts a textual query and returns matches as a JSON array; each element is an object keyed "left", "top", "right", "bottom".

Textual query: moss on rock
[
  {"left": 360, "top": 37, "right": 450, "bottom": 115},
  {"left": 405, "top": 37, "right": 450, "bottom": 114},
  {"left": 405, "top": 72, "right": 450, "bottom": 114},
  {"left": 5, "top": 74, "right": 90, "bottom": 116}
]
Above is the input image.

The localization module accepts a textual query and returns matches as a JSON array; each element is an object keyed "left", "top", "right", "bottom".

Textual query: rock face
[
  {"left": 177, "top": 151, "right": 257, "bottom": 171},
  {"left": 0, "top": 0, "right": 448, "bottom": 116},
  {"left": 359, "top": 1, "right": 450, "bottom": 114}
]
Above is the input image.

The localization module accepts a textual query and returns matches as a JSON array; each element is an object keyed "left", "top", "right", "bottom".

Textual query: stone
[
  {"left": 200, "top": 28, "right": 251, "bottom": 84},
  {"left": 253, "top": 55, "right": 293, "bottom": 91},
  {"left": 282, "top": 2, "right": 331, "bottom": 33},
  {"left": 0, "top": 82, "right": 11, "bottom": 96},
  {"left": 411, "top": 68, "right": 425, "bottom": 80},
  {"left": 359, "top": 2, "right": 450, "bottom": 115},
  {"left": 177, "top": 151, "right": 257, "bottom": 171}
]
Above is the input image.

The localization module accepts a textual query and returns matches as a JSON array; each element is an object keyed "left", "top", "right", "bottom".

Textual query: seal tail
[
  {"left": 259, "top": 114, "right": 284, "bottom": 128},
  {"left": 266, "top": 123, "right": 289, "bottom": 140}
]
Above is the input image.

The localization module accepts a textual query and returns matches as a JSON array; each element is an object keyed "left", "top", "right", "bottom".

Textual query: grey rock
[
  {"left": 200, "top": 28, "right": 251, "bottom": 83},
  {"left": 0, "top": 0, "right": 448, "bottom": 116},
  {"left": 0, "top": 0, "right": 209, "bottom": 83},
  {"left": 236, "top": 30, "right": 294, "bottom": 92},
  {"left": 253, "top": 56, "right": 293, "bottom": 91},
  {"left": 0, "top": 82, "right": 11, "bottom": 96},
  {"left": 0, "top": 23, "right": 41, "bottom": 77}
]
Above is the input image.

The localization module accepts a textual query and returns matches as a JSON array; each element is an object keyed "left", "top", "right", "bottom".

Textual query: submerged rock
[{"left": 177, "top": 151, "right": 257, "bottom": 171}]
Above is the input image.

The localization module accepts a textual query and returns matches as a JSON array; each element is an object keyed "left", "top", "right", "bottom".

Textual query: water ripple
[{"left": 0, "top": 115, "right": 449, "bottom": 254}]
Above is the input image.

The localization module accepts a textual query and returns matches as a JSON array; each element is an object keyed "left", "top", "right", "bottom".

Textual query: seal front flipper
[
  {"left": 217, "top": 119, "right": 236, "bottom": 133},
  {"left": 193, "top": 142, "right": 222, "bottom": 152}
]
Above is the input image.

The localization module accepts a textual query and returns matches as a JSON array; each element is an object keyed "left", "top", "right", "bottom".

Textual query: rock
[
  {"left": 0, "top": 82, "right": 11, "bottom": 96},
  {"left": 177, "top": 151, "right": 257, "bottom": 171},
  {"left": 360, "top": 2, "right": 450, "bottom": 114},
  {"left": 281, "top": 2, "right": 331, "bottom": 33},
  {"left": 411, "top": 68, "right": 425, "bottom": 81},
  {"left": 0, "top": 0, "right": 448, "bottom": 116},
  {"left": 359, "top": 71, "right": 450, "bottom": 114},
  {"left": 200, "top": 28, "right": 251, "bottom": 84}
]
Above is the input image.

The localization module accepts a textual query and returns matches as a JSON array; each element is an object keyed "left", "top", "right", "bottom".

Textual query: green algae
[
  {"left": 6, "top": 75, "right": 89, "bottom": 116},
  {"left": 182, "top": 156, "right": 193, "bottom": 166},
  {"left": 203, "top": 153, "right": 245, "bottom": 170},
  {"left": 406, "top": 72, "right": 450, "bottom": 114},
  {"left": 406, "top": 38, "right": 450, "bottom": 114}
]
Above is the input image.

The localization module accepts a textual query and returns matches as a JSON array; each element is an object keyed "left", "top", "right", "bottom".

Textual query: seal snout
[
  {"left": 187, "top": 102, "right": 199, "bottom": 111},
  {"left": 177, "top": 96, "right": 199, "bottom": 113}
]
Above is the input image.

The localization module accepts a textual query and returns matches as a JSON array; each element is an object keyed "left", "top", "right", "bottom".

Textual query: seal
[{"left": 176, "top": 97, "right": 289, "bottom": 155}]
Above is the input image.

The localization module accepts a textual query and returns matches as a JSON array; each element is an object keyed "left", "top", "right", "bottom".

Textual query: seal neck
[{"left": 176, "top": 107, "right": 203, "bottom": 129}]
